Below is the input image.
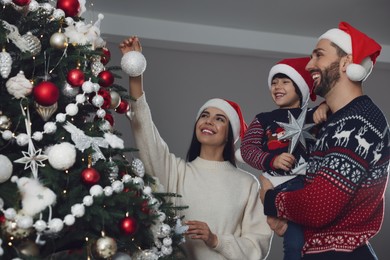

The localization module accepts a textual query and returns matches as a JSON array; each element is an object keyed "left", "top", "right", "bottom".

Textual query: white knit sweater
[{"left": 129, "top": 93, "right": 272, "bottom": 260}]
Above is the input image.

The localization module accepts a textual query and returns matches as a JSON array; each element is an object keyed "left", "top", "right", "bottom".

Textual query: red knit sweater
[{"left": 264, "top": 96, "right": 389, "bottom": 255}]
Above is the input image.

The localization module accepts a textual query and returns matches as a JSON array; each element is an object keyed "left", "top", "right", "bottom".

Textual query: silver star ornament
[{"left": 276, "top": 106, "right": 316, "bottom": 153}]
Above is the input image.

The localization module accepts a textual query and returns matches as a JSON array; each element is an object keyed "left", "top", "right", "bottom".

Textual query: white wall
[{"left": 108, "top": 41, "right": 390, "bottom": 260}]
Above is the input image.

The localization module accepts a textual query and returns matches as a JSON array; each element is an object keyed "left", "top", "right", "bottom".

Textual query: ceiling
[{"left": 88, "top": 0, "right": 390, "bottom": 65}]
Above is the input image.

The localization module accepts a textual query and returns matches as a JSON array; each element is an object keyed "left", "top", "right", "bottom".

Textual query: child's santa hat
[
  {"left": 268, "top": 57, "right": 316, "bottom": 106},
  {"left": 197, "top": 98, "right": 247, "bottom": 144},
  {"left": 318, "top": 21, "right": 381, "bottom": 82}
]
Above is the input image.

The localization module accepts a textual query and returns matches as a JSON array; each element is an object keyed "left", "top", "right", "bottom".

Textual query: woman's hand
[
  {"left": 273, "top": 152, "right": 295, "bottom": 171},
  {"left": 185, "top": 220, "right": 218, "bottom": 248},
  {"left": 119, "top": 36, "right": 142, "bottom": 54},
  {"left": 258, "top": 175, "right": 273, "bottom": 203},
  {"left": 267, "top": 216, "right": 288, "bottom": 237}
]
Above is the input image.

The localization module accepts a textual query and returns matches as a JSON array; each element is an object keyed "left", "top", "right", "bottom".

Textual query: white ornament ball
[
  {"left": 75, "top": 93, "right": 86, "bottom": 103},
  {"left": 90, "top": 185, "right": 104, "bottom": 196},
  {"left": 103, "top": 186, "right": 113, "bottom": 196},
  {"left": 28, "top": 0, "right": 39, "bottom": 12},
  {"left": 32, "top": 131, "right": 43, "bottom": 141},
  {"left": 143, "top": 186, "right": 152, "bottom": 196},
  {"left": 55, "top": 113, "right": 67, "bottom": 123},
  {"left": 120, "top": 51, "right": 147, "bottom": 77},
  {"left": 158, "top": 212, "right": 166, "bottom": 222},
  {"left": 92, "top": 95, "right": 104, "bottom": 107},
  {"left": 122, "top": 174, "right": 132, "bottom": 183},
  {"left": 33, "top": 220, "right": 47, "bottom": 232},
  {"left": 50, "top": 32, "right": 67, "bottom": 49},
  {"left": 16, "top": 133, "right": 29, "bottom": 146},
  {"left": 71, "top": 203, "right": 85, "bottom": 218},
  {"left": 82, "top": 81, "right": 94, "bottom": 93},
  {"left": 65, "top": 103, "right": 78, "bottom": 116},
  {"left": 99, "top": 120, "right": 112, "bottom": 131},
  {"left": 162, "top": 237, "right": 172, "bottom": 247},
  {"left": 64, "top": 214, "right": 75, "bottom": 226},
  {"left": 92, "top": 83, "right": 100, "bottom": 92},
  {"left": 47, "top": 142, "right": 76, "bottom": 170},
  {"left": 111, "top": 180, "right": 124, "bottom": 193},
  {"left": 52, "top": 9, "right": 65, "bottom": 20},
  {"left": 95, "top": 236, "right": 117, "bottom": 259},
  {"left": 83, "top": 195, "right": 93, "bottom": 206},
  {"left": 2, "top": 130, "right": 13, "bottom": 140},
  {"left": 4, "top": 208, "right": 16, "bottom": 219},
  {"left": 161, "top": 245, "right": 173, "bottom": 255},
  {"left": 48, "top": 218, "right": 63, "bottom": 233},
  {"left": 43, "top": 122, "right": 57, "bottom": 134},
  {"left": 0, "top": 154, "right": 13, "bottom": 183},
  {"left": 132, "top": 177, "right": 144, "bottom": 188},
  {"left": 96, "top": 108, "right": 106, "bottom": 118}
]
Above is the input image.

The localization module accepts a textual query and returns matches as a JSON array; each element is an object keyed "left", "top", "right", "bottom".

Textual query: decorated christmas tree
[{"left": 0, "top": 0, "right": 186, "bottom": 259}]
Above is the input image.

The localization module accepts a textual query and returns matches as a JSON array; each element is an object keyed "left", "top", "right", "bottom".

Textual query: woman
[{"left": 120, "top": 36, "right": 272, "bottom": 260}]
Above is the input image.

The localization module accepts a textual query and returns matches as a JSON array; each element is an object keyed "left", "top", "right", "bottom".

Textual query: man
[{"left": 260, "top": 21, "right": 390, "bottom": 260}]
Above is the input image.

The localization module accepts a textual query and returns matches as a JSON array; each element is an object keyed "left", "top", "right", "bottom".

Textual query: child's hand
[
  {"left": 272, "top": 153, "right": 295, "bottom": 171},
  {"left": 119, "top": 36, "right": 142, "bottom": 55},
  {"left": 313, "top": 102, "right": 330, "bottom": 124}
]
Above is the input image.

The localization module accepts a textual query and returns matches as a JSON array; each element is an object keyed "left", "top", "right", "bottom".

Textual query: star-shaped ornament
[
  {"left": 14, "top": 146, "right": 48, "bottom": 178},
  {"left": 276, "top": 106, "right": 316, "bottom": 153}
]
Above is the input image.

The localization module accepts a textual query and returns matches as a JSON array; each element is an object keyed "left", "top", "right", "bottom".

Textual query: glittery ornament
[
  {"left": 121, "top": 51, "right": 147, "bottom": 77},
  {"left": 52, "top": 9, "right": 65, "bottom": 20},
  {"left": 106, "top": 157, "right": 119, "bottom": 183},
  {"left": 21, "top": 32, "right": 41, "bottom": 56},
  {"left": 0, "top": 49, "right": 12, "bottom": 79},
  {"left": 50, "top": 32, "right": 68, "bottom": 49},
  {"left": 3, "top": 219, "right": 32, "bottom": 239},
  {"left": 131, "top": 158, "right": 145, "bottom": 177},
  {"left": 109, "top": 90, "right": 121, "bottom": 109},
  {"left": 6, "top": 71, "right": 33, "bottom": 99},
  {"left": 35, "top": 102, "right": 58, "bottom": 121},
  {"left": 95, "top": 236, "right": 117, "bottom": 259},
  {"left": 91, "top": 58, "right": 105, "bottom": 76}
]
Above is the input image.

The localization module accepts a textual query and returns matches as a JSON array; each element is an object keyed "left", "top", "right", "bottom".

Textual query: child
[{"left": 241, "top": 57, "right": 328, "bottom": 260}]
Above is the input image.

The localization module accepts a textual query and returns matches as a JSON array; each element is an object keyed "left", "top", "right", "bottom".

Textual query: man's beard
[{"left": 314, "top": 61, "right": 341, "bottom": 98}]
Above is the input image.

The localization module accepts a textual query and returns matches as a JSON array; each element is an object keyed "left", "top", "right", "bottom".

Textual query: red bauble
[
  {"left": 115, "top": 100, "right": 129, "bottom": 114},
  {"left": 33, "top": 81, "right": 60, "bottom": 106},
  {"left": 0, "top": 214, "right": 5, "bottom": 224},
  {"left": 12, "top": 0, "right": 31, "bottom": 6},
  {"left": 140, "top": 200, "right": 150, "bottom": 215},
  {"left": 81, "top": 167, "right": 100, "bottom": 185},
  {"left": 119, "top": 216, "right": 137, "bottom": 235},
  {"left": 104, "top": 113, "right": 114, "bottom": 126},
  {"left": 100, "top": 47, "right": 111, "bottom": 65},
  {"left": 56, "top": 0, "right": 80, "bottom": 17},
  {"left": 67, "top": 68, "right": 85, "bottom": 87},
  {"left": 98, "top": 70, "right": 114, "bottom": 88}
]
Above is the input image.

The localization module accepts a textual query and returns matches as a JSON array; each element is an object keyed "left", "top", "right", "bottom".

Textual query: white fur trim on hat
[
  {"left": 318, "top": 28, "right": 371, "bottom": 81},
  {"left": 268, "top": 64, "right": 310, "bottom": 105},
  {"left": 197, "top": 98, "right": 240, "bottom": 143}
]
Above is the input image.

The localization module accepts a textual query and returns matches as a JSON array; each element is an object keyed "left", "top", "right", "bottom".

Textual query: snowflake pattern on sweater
[{"left": 274, "top": 96, "right": 390, "bottom": 255}]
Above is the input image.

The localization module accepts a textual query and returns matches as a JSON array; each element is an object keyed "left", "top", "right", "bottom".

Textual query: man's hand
[{"left": 267, "top": 216, "right": 288, "bottom": 237}]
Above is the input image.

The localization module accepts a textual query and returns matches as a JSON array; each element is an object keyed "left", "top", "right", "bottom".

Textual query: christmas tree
[{"left": 0, "top": 0, "right": 186, "bottom": 259}]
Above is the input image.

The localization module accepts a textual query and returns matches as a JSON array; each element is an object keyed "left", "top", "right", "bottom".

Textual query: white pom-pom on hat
[{"left": 121, "top": 51, "right": 147, "bottom": 77}]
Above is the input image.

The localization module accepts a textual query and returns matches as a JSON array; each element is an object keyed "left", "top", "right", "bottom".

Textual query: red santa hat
[
  {"left": 318, "top": 21, "right": 382, "bottom": 81},
  {"left": 268, "top": 57, "right": 316, "bottom": 105},
  {"left": 197, "top": 98, "right": 247, "bottom": 144}
]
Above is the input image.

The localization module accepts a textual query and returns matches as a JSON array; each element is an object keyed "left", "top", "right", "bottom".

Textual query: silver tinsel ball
[
  {"left": 50, "top": 32, "right": 68, "bottom": 49},
  {"left": 95, "top": 236, "right": 118, "bottom": 259},
  {"left": 0, "top": 49, "right": 12, "bottom": 79},
  {"left": 22, "top": 32, "right": 41, "bottom": 56},
  {"left": 63, "top": 82, "right": 79, "bottom": 97},
  {"left": 120, "top": 51, "right": 147, "bottom": 77},
  {"left": 110, "top": 90, "right": 121, "bottom": 109},
  {"left": 106, "top": 158, "right": 119, "bottom": 183},
  {"left": 131, "top": 158, "right": 145, "bottom": 177},
  {"left": 91, "top": 58, "right": 105, "bottom": 76}
]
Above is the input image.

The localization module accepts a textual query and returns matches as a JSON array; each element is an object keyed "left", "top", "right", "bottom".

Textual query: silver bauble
[
  {"left": 22, "top": 32, "right": 41, "bottom": 56},
  {"left": 106, "top": 157, "right": 119, "bottom": 183},
  {"left": 110, "top": 90, "right": 121, "bottom": 109},
  {"left": 50, "top": 32, "right": 68, "bottom": 49},
  {"left": 0, "top": 49, "right": 12, "bottom": 79},
  {"left": 62, "top": 82, "right": 79, "bottom": 97},
  {"left": 0, "top": 113, "right": 11, "bottom": 130},
  {"left": 95, "top": 236, "right": 117, "bottom": 259}
]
